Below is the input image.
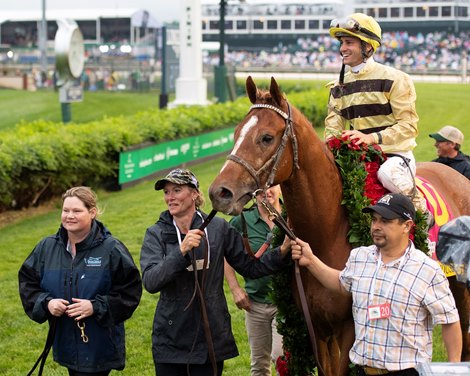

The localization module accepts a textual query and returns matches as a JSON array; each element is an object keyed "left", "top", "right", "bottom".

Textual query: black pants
[
  {"left": 155, "top": 361, "right": 224, "bottom": 376},
  {"left": 355, "top": 366, "right": 418, "bottom": 376},
  {"left": 68, "top": 369, "right": 111, "bottom": 376}
]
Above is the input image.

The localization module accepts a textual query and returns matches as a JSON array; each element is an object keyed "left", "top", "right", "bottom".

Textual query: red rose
[{"left": 327, "top": 137, "right": 342, "bottom": 150}]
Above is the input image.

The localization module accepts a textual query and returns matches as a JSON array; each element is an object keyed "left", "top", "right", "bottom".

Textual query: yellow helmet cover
[{"left": 330, "top": 13, "right": 382, "bottom": 51}]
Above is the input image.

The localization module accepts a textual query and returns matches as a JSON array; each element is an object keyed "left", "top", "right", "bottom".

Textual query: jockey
[{"left": 324, "top": 13, "right": 431, "bottom": 224}]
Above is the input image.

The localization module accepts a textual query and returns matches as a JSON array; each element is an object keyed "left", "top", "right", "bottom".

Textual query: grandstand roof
[
  {"left": 0, "top": 8, "right": 161, "bottom": 28},
  {"left": 202, "top": 0, "right": 341, "bottom": 4}
]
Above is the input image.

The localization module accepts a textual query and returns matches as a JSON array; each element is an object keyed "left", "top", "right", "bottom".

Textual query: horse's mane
[{"left": 253, "top": 87, "right": 286, "bottom": 105}]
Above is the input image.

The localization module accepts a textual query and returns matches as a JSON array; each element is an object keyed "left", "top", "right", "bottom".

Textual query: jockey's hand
[{"left": 342, "top": 130, "right": 376, "bottom": 145}]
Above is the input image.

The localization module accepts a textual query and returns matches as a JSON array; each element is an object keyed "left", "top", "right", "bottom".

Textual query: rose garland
[{"left": 272, "top": 136, "right": 428, "bottom": 376}]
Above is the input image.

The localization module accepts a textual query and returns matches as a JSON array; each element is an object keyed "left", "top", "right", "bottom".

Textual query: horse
[{"left": 208, "top": 76, "right": 470, "bottom": 375}]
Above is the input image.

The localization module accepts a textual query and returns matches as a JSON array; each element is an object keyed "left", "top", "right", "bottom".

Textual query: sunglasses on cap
[{"left": 330, "top": 17, "right": 381, "bottom": 43}]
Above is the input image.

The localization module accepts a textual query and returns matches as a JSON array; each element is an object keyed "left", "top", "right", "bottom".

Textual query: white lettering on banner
[
  {"left": 153, "top": 153, "right": 165, "bottom": 162},
  {"left": 124, "top": 154, "right": 135, "bottom": 172},
  {"left": 192, "top": 139, "right": 201, "bottom": 158},
  {"left": 166, "top": 147, "right": 178, "bottom": 159},
  {"left": 180, "top": 143, "right": 190, "bottom": 154},
  {"left": 212, "top": 139, "right": 221, "bottom": 147},
  {"left": 202, "top": 142, "right": 212, "bottom": 149},
  {"left": 139, "top": 159, "right": 152, "bottom": 168}
]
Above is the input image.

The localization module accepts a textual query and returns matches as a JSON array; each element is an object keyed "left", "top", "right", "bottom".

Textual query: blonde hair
[
  {"left": 62, "top": 186, "right": 102, "bottom": 216},
  {"left": 193, "top": 188, "right": 205, "bottom": 209}
]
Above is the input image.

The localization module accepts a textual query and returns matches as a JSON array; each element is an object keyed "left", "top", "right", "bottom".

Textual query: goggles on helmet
[{"left": 330, "top": 17, "right": 381, "bottom": 44}]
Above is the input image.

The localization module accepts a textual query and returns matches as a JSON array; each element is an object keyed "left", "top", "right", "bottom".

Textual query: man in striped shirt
[
  {"left": 325, "top": 13, "right": 429, "bottom": 222},
  {"left": 291, "top": 193, "right": 461, "bottom": 375}
]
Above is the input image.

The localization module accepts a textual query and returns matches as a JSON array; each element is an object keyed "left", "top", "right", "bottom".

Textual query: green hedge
[{"left": 0, "top": 90, "right": 327, "bottom": 212}]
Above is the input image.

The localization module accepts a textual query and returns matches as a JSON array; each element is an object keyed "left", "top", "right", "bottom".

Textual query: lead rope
[
  {"left": 184, "top": 209, "right": 218, "bottom": 376},
  {"left": 259, "top": 197, "right": 326, "bottom": 376},
  {"left": 27, "top": 317, "right": 57, "bottom": 376}
]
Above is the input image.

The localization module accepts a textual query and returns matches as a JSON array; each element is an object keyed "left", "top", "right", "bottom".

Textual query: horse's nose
[
  {"left": 209, "top": 186, "right": 233, "bottom": 202},
  {"left": 209, "top": 186, "right": 234, "bottom": 211}
]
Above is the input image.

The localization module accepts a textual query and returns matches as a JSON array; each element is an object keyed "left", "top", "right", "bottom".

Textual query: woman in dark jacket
[
  {"left": 19, "top": 186, "right": 142, "bottom": 376},
  {"left": 140, "top": 169, "right": 290, "bottom": 376}
]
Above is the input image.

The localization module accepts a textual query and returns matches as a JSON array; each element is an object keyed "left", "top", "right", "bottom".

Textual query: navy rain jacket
[{"left": 19, "top": 220, "right": 142, "bottom": 373}]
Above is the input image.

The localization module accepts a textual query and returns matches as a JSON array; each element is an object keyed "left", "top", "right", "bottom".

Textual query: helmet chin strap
[
  {"left": 339, "top": 62, "right": 346, "bottom": 85},
  {"left": 339, "top": 41, "right": 372, "bottom": 85}
]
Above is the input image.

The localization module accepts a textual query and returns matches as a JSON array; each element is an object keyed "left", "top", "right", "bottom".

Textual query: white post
[{"left": 171, "top": 0, "right": 209, "bottom": 106}]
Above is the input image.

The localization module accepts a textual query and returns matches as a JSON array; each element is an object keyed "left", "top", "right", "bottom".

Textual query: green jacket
[{"left": 230, "top": 205, "right": 275, "bottom": 304}]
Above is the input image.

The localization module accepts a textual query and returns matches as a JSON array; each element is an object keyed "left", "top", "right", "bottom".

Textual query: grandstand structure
[
  {"left": 0, "top": 8, "right": 160, "bottom": 63},
  {"left": 201, "top": 0, "right": 470, "bottom": 47}
]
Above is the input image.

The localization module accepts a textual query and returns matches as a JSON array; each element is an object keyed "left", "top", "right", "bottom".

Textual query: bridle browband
[{"left": 227, "top": 102, "right": 300, "bottom": 190}]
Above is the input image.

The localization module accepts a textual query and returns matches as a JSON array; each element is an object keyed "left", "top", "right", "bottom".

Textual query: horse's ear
[
  {"left": 269, "top": 77, "right": 284, "bottom": 107},
  {"left": 246, "top": 76, "right": 258, "bottom": 104}
]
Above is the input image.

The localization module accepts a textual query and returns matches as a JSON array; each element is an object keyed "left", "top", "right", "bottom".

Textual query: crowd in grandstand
[{"left": 204, "top": 30, "right": 470, "bottom": 72}]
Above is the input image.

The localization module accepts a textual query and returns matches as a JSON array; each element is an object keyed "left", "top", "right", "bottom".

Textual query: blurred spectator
[
  {"left": 206, "top": 30, "right": 470, "bottom": 73},
  {"left": 429, "top": 126, "right": 470, "bottom": 179}
]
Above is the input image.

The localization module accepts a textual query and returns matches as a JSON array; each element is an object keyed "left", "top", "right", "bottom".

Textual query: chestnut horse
[{"left": 208, "top": 76, "right": 470, "bottom": 375}]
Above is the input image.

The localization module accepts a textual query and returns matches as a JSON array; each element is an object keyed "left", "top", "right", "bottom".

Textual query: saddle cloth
[{"left": 416, "top": 176, "right": 456, "bottom": 277}]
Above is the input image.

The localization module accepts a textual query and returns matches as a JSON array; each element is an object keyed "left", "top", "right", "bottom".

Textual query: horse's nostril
[{"left": 219, "top": 187, "right": 233, "bottom": 200}]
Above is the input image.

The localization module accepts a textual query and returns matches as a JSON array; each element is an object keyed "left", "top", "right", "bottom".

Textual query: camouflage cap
[{"left": 154, "top": 169, "right": 200, "bottom": 190}]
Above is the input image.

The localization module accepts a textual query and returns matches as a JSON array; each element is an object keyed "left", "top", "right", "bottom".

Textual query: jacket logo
[{"left": 85, "top": 257, "right": 102, "bottom": 267}]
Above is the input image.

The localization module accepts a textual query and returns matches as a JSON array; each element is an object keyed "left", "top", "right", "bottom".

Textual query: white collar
[{"left": 351, "top": 61, "right": 367, "bottom": 73}]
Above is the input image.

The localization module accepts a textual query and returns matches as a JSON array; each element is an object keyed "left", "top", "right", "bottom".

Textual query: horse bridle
[
  {"left": 227, "top": 102, "right": 325, "bottom": 374},
  {"left": 226, "top": 102, "right": 300, "bottom": 190}
]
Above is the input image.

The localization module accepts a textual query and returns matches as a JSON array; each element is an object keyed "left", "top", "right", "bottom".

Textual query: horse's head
[{"left": 209, "top": 76, "right": 298, "bottom": 215}]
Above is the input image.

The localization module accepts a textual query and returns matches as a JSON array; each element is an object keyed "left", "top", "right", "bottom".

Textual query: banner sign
[{"left": 119, "top": 127, "right": 234, "bottom": 184}]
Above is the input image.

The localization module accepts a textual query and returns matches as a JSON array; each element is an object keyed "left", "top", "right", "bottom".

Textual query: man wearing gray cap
[
  {"left": 429, "top": 125, "right": 470, "bottom": 179},
  {"left": 290, "top": 193, "right": 461, "bottom": 375}
]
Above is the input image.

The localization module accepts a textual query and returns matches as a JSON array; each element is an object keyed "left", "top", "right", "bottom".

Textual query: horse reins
[
  {"left": 227, "top": 101, "right": 324, "bottom": 374},
  {"left": 184, "top": 209, "right": 218, "bottom": 376},
  {"left": 259, "top": 197, "right": 325, "bottom": 376},
  {"left": 240, "top": 208, "right": 274, "bottom": 259}
]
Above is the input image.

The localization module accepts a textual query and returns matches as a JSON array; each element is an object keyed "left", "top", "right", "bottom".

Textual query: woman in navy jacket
[{"left": 19, "top": 186, "right": 142, "bottom": 376}]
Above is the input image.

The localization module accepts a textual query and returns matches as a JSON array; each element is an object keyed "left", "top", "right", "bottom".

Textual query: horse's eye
[{"left": 261, "top": 134, "right": 274, "bottom": 144}]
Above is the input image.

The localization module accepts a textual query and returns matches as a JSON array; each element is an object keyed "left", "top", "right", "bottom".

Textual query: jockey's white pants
[{"left": 377, "top": 151, "right": 428, "bottom": 213}]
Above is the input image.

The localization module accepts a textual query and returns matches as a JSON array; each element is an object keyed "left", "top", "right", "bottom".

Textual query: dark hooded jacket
[
  {"left": 140, "top": 210, "right": 287, "bottom": 364},
  {"left": 433, "top": 151, "right": 470, "bottom": 179},
  {"left": 19, "top": 220, "right": 142, "bottom": 373}
]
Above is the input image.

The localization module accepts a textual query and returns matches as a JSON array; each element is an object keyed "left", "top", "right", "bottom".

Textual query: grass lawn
[
  {"left": 0, "top": 89, "right": 163, "bottom": 130},
  {"left": 1, "top": 81, "right": 469, "bottom": 375}
]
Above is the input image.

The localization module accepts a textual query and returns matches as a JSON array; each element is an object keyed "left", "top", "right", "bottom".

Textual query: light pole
[
  {"left": 214, "top": 0, "right": 228, "bottom": 103},
  {"left": 39, "top": 0, "right": 47, "bottom": 87},
  {"left": 159, "top": 26, "right": 168, "bottom": 109}
]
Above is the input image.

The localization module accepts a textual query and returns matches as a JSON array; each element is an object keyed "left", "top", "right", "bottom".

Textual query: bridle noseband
[{"left": 227, "top": 102, "right": 300, "bottom": 191}]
